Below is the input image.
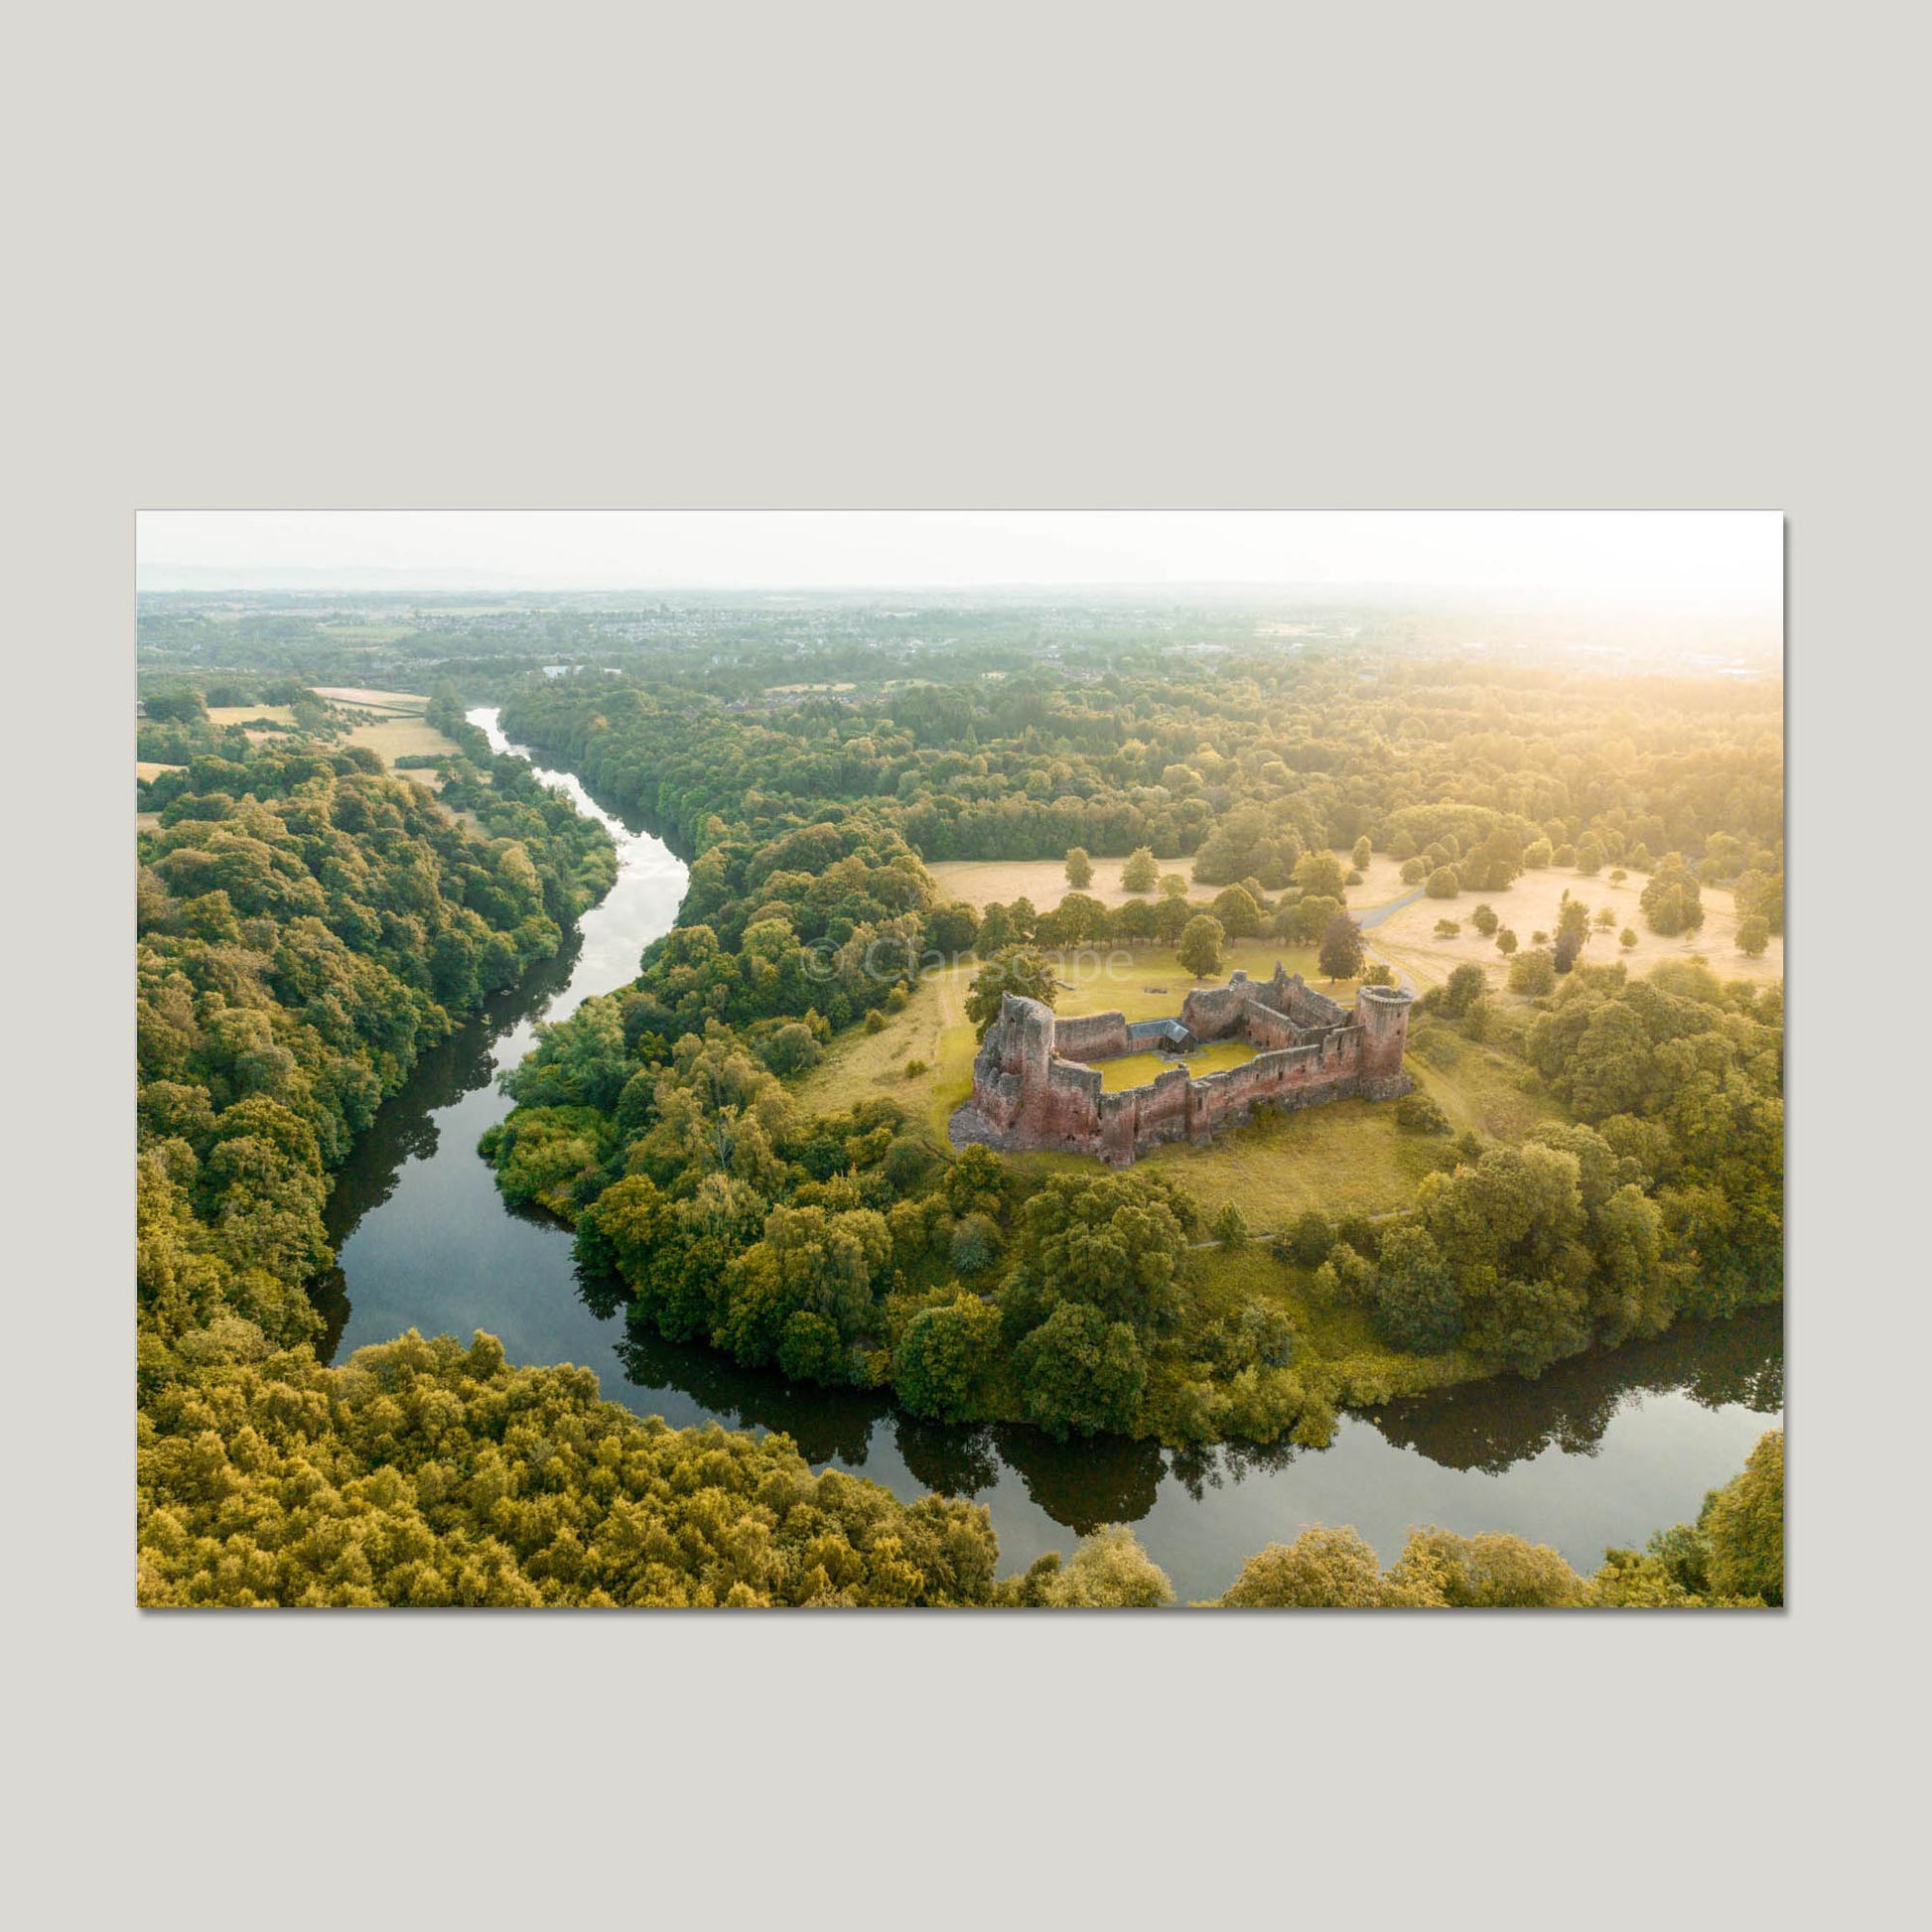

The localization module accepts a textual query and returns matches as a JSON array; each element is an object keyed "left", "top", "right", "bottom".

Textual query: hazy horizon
[{"left": 137, "top": 510, "right": 1782, "bottom": 619}]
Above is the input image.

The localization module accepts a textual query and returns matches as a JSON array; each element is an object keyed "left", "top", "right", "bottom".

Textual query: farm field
[
  {"left": 314, "top": 686, "right": 429, "bottom": 711},
  {"left": 323, "top": 689, "right": 460, "bottom": 773},
  {"left": 207, "top": 704, "right": 296, "bottom": 728}
]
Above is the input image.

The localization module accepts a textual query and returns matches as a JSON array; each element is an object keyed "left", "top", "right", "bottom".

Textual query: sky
[{"left": 136, "top": 509, "right": 1782, "bottom": 612}]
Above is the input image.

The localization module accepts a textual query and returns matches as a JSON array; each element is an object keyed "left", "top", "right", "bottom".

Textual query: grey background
[{"left": 4, "top": 3, "right": 1918, "bottom": 1926}]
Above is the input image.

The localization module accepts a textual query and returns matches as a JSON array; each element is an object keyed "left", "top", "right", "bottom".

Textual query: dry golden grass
[
  {"left": 344, "top": 716, "right": 460, "bottom": 763},
  {"left": 136, "top": 761, "right": 184, "bottom": 782},
  {"left": 790, "top": 962, "right": 976, "bottom": 1138},
  {"left": 1350, "top": 854, "right": 1418, "bottom": 907},
  {"left": 314, "top": 686, "right": 429, "bottom": 712},
  {"left": 1369, "top": 862, "right": 1782, "bottom": 993},
  {"left": 207, "top": 704, "right": 295, "bottom": 728},
  {"left": 928, "top": 857, "right": 1162, "bottom": 910},
  {"left": 927, "top": 850, "right": 1419, "bottom": 917}
]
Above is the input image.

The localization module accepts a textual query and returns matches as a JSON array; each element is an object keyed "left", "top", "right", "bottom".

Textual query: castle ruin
[{"left": 952, "top": 964, "right": 1414, "bottom": 1167}]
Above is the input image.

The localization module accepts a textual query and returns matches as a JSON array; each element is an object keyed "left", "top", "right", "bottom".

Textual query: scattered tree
[
  {"left": 966, "top": 947, "right": 1057, "bottom": 1038},
  {"left": 1317, "top": 912, "right": 1365, "bottom": 982}
]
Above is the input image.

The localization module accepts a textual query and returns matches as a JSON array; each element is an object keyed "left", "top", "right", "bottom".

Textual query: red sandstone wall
[{"left": 1052, "top": 1012, "right": 1131, "bottom": 1061}]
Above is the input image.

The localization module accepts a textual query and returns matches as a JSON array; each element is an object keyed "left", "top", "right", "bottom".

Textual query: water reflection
[{"left": 1371, "top": 1310, "right": 1783, "bottom": 1474}]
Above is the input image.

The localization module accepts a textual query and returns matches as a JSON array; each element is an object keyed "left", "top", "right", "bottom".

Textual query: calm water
[{"left": 318, "top": 708, "right": 1783, "bottom": 1603}]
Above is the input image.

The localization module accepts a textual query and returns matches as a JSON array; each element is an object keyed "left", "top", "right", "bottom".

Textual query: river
[{"left": 316, "top": 707, "right": 1783, "bottom": 1604}]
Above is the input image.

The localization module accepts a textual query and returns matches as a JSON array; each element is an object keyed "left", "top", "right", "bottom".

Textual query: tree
[
  {"left": 1434, "top": 918, "right": 1461, "bottom": 939},
  {"left": 1370, "top": 1224, "right": 1462, "bottom": 1352},
  {"left": 1294, "top": 850, "right": 1348, "bottom": 901},
  {"left": 760, "top": 1022, "right": 821, "bottom": 1075},
  {"left": 1594, "top": 906, "right": 1617, "bottom": 930},
  {"left": 1470, "top": 903, "right": 1499, "bottom": 936},
  {"left": 1212, "top": 1202, "right": 1249, "bottom": 1248},
  {"left": 1425, "top": 866, "right": 1460, "bottom": 898},
  {"left": 1700, "top": 1430, "right": 1783, "bottom": 1604},
  {"left": 1351, "top": 835, "right": 1372, "bottom": 870},
  {"left": 1177, "top": 913, "right": 1225, "bottom": 980},
  {"left": 1495, "top": 927, "right": 1519, "bottom": 957},
  {"left": 965, "top": 946, "right": 1056, "bottom": 1039},
  {"left": 1012, "top": 1302, "right": 1148, "bottom": 1439},
  {"left": 1391, "top": 1529, "right": 1586, "bottom": 1606},
  {"left": 1317, "top": 911, "right": 1365, "bottom": 982},
  {"left": 1508, "top": 948, "right": 1556, "bottom": 996},
  {"left": 1641, "top": 853, "right": 1705, "bottom": 936},
  {"left": 949, "top": 1211, "right": 1003, "bottom": 1274},
  {"left": 1151, "top": 895, "right": 1190, "bottom": 944},
  {"left": 894, "top": 1295, "right": 1002, "bottom": 1422},
  {"left": 143, "top": 686, "right": 209, "bottom": 725},
  {"left": 1043, "top": 891, "right": 1109, "bottom": 946},
  {"left": 1293, "top": 894, "right": 1341, "bottom": 943},
  {"left": 1007, "top": 1525, "right": 1173, "bottom": 1606},
  {"left": 1424, "top": 962, "right": 1487, "bottom": 1020},
  {"left": 1210, "top": 884, "right": 1262, "bottom": 937},
  {"left": 926, "top": 899, "right": 981, "bottom": 957},
  {"left": 1004, "top": 1171, "right": 1193, "bottom": 1331},
  {"left": 1159, "top": 872, "right": 1189, "bottom": 899},
  {"left": 1064, "top": 846, "right": 1094, "bottom": 891},
  {"left": 1219, "top": 1526, "right": 1432, "bottom": 1607},
  {"left": 1618, "top": 926, "right": 1638, "bottom": 950},
  {"left": 1276, "top": 1207, "right": 1334, "bottom": 1267},
  {"left": 1121, "top": 846, "right": 1159, "bottom": 895},
  {"left": 1736, "top": 913, "right": 1770, "bottom": 956}
]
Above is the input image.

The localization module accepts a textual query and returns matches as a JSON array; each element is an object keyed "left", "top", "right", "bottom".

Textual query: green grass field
[{"left": 1095, "top": 1037, "right": 1257, "bottom": 1091}]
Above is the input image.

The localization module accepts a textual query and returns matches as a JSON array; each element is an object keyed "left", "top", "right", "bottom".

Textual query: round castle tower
[{"left": 1354, "top": 983, "right": 1415, "bottom": 1099}]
